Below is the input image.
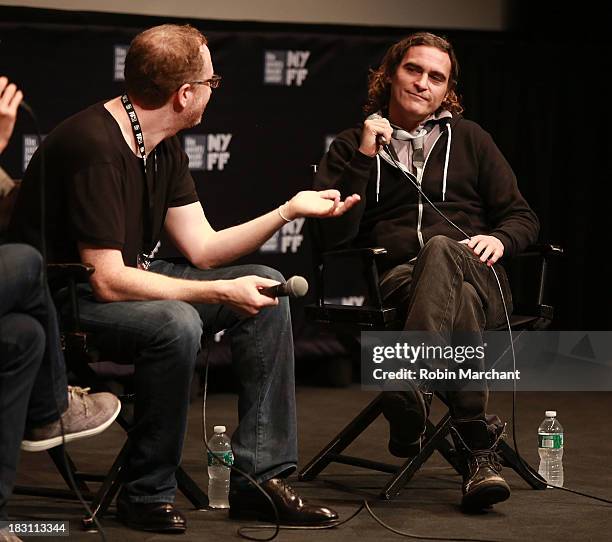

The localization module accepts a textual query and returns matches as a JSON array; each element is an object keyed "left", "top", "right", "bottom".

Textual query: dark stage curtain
[{"left": 1, "top": 5, "right": 609, "bottom": 350}]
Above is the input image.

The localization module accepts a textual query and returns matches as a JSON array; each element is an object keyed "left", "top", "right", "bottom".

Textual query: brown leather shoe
[
  {"left": 117, "top": 499, "right": 186, "bottom": 533},
  {"left": 229, "top": 478, "right": 338, "bottom": 525}
]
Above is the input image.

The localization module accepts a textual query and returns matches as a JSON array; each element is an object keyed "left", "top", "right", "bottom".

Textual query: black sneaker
[
  {"left": 452, "top": 419, "right": 510, "bottom": 511},
  {"left": 380, "top": 384, "right": 431, "bottom": 458}
]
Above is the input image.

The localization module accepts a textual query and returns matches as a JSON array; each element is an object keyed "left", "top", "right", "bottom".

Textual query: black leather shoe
[
  {"left": 117, "top": 499, "right": 186, "bottom": 533},
  {"left": 452, "top": 419, "right": 510, "bottom": 511},
  {"left": 381, "top": 385, "right": 431, "bottom": 457},
  {"left": 229, "top": 478, "right": 338, "bottom": 525}
]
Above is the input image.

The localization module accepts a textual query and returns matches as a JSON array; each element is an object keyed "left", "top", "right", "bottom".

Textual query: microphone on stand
[{"left": 260, "top": 276, "right": 309, "bottom": 298}]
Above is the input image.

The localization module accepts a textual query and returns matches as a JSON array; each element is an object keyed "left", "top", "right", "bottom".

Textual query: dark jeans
[
  {"left": 69, "top": 260, "right": 297, "bottom": 503},
  {"left": 380, "top": 235, "right": 513, "bottom": 422},
  {"left": 0, "top": 244, "right": 68, "bottom": 521}
]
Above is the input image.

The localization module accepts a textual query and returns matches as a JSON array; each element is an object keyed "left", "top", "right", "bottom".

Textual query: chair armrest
[
  {"left": 47, "top": 263, "right": 94, "bottom": 283},
  {"left": 323, "top": 247, "right": 387, "bottom": 257},
  {"left": 508, "top": 243, "right": 562, "bottom": 320},
  {"left": 322, "top": 247, "right": 387, "bottom": 264},
  {"left": 317, "top": 247, "right": 388, "bottom": 308},
  {"left": 520, "top": 243, "right": 564, "bottom": 258}
]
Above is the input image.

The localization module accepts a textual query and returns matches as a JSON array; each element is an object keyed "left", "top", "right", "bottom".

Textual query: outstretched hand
[{"left": 283, "top": 189, "right": 361, "bottom": 220}]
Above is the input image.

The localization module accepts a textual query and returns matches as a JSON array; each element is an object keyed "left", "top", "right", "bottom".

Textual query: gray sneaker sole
[{"left": 21, "top": 399, "right": 121, "bottom": 452}]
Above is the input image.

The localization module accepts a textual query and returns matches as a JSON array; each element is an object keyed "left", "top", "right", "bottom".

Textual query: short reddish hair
[{"left": 125, "top": 24, "right": 207, "bottom": 109}]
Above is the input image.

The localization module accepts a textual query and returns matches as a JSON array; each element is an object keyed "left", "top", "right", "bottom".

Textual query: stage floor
[{"left": 10, "top": 387, "right": 612, "bottom": 541}]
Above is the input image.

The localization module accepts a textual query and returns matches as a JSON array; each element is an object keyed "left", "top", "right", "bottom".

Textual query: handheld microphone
[
  {"left": 366, "top": 113, "right": 388, "bottom": 145},
  {"left": 260, "top": 276, "right": 309, "bottom": 298}
]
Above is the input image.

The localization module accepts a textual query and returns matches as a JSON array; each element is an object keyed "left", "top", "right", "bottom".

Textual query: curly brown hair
[
  {"left": 365, "top": 32, "right": 463, "bottom": 117},
  {"left": 125, "top": 24, "right": 208, "bottom": 109}
]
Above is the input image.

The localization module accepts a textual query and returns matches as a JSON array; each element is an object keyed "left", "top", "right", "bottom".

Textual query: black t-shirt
[{"left": 9, "top": 102, "right": 199, "bottom": 266}]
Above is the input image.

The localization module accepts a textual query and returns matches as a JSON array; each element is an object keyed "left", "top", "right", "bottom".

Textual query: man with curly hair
[{"left": 315, "top": 32, "right": 539, "bottom": 511}]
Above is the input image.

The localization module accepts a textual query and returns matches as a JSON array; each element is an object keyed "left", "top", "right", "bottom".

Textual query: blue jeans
[
  {"left": 0, "top": 244, "right": 68, "bottom": 521},
  {"left": 69, "top": 260, "right": 298, "bottom": 503}
]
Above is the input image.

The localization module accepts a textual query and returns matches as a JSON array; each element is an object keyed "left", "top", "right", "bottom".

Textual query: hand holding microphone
[
  {"left": 359, "top": 113, "right": 393, "bottom": 157},
  {"left": 259, "top": 276, "right": 309, "bottom": 298},
  {"left": 223, "top": 275, "right": 309, "bottom": 318}
]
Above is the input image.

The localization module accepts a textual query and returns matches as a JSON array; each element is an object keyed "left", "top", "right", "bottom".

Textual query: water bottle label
[
  {"left": 539, "top": 433, "right": 563, "bottom": 449},
  {"left": 207, "top": 450, "right": 234, "bottom": 467}
]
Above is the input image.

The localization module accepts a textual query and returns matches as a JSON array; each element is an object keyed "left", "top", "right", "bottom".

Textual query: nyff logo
[
  {"left": 114, "top": 45, "right": 128, "bottom": 81},
  {"left": 260, "top": 218, "right": 305, "bottom": 254},
  {"left": 23, "top": 135, "right": 43, "bottom": 172},
  {"left": 264, "top": 50, "right": 310, "bottom": 87},
  {"left": 184, "top": 134, "right": 233, "bottom": 171}
]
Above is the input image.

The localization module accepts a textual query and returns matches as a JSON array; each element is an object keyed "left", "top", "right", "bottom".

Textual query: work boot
[
  {"left": 381, "top": 383, "right": 432, "bottom": 457},
  {"left": 452, "top": 419, "right": 510, "bottom": 511}
]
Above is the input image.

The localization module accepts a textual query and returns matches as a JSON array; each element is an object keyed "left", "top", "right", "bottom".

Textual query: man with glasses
[{"left": 10, "top": 24, "right": 357, "bottom": 533}]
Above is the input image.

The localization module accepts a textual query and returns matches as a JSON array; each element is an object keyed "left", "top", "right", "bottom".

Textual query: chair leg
[
  {"left": 47, "top": 446, "right": 91, "bottom": 494},
  {"left": 380, "top": 413, "right": 456, "bottom": 500},
  {"left": 431, "top": 426, "right": 465, "bottom": 476},
  {"left": 498, "top": 440, "right": 547, "bottom": 490},
  {"left": 298, "top": 393, "right": 384, "bottom": 481},
  {"left": 14, "top": 446, "right": 95, "bottom": 501},
  {"left": 81, "top": 440, "right": 130, "bottom": 530},
  {"left": 176, "top": 467, "right": 209, "bottom": 509}
]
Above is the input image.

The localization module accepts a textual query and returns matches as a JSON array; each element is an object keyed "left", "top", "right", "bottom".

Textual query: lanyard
[
  {"left": 120, "top": 94, "right": 158, "bottom": 263},
  {"left": 121, "top": 94, "right": 149, "bottom": 166}
]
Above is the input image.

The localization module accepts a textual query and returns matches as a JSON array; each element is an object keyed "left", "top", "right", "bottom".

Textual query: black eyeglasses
[{"left": 186, "top": 74, "right": 222, "bottom": 89}]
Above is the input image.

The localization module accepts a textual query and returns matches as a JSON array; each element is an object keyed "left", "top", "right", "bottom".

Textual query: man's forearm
[
  {"left": 91, "top": 264, "right": 228, "bottom": 304},
  {"left": 196, "top": 207, "right": 287, "bottom": 268}
]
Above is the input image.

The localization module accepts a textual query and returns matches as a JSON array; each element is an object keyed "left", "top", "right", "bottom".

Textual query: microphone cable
[
  {"left": 193, "top": 135, "right": 611, "bottom": 541},
  {"left": 382, "top": 140, "right": 612, "bottom": 508},
  {"left": 199, "top": 322, "right": 280, "bottom": 542},
  {"left": 199, "top": 293, "right": 499, "bottom": 541},
  {"left": 21, "top": 100, "right": 108, "bottom": 541}
]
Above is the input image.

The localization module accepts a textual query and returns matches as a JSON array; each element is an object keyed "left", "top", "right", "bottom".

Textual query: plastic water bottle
[
  {"left": 207, "top": 425, "right": 234, "bottom": 508},
  {"left": 538, "top": 410, "right": 564, "bottom": 487}
]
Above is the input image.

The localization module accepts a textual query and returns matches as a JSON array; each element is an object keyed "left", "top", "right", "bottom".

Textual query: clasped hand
[{"left": 460, "top": 235, "right": 504, "bottom": 266}]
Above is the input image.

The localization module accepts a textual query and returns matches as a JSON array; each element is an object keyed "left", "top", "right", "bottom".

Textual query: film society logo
[
  {"left": 264, "top": 50, "right": 310, "bottom": 86},
  {"left": 23, "top": 135, "right": 44, "bottom": 172},
  {"left": 183, "top": 134, "right": 232, "bottom": 171},
  {"left": 114, "top": 45, "right": 128, "bottom": 81},
  {"left": 260, "top": 218, "right": 305, "bottom": 254}
]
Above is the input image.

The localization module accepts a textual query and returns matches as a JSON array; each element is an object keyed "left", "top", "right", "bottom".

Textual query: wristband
[{"left": 278, "top": 202, "right": 292, "bottom": 223}]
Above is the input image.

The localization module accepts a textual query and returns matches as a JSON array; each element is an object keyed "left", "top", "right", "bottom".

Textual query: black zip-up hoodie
[{"left": 314, "top": 115, "right": 539, "bottom": 273}]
